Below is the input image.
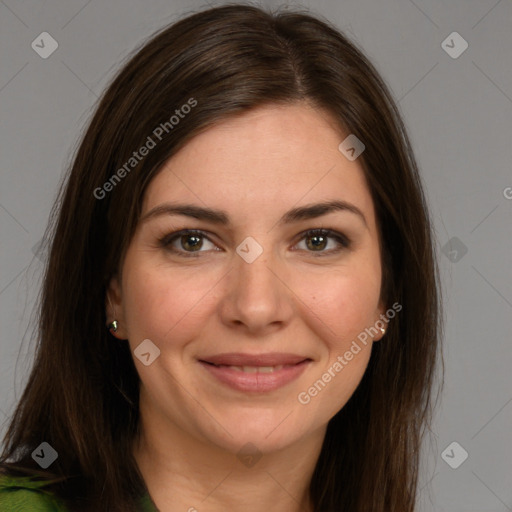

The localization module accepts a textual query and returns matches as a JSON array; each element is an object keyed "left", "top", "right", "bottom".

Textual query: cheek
[
  {"left": 295, "top": 268, "right": 380, "bottom": 417},
  {"left": 121, "top": 260, "right": 218, "bottom": 344},
  {"left": 299, "top": 261, "right": 382, "bottom": 349}
]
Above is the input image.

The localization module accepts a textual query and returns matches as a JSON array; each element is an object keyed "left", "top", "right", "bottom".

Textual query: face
[{"left": 108, "top": 103, "right": 386, "bottom": 455}]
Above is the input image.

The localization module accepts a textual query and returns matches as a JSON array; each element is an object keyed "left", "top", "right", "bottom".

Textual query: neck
[{"left": 133, "top": 413, "right": 325, "bottom": 512}]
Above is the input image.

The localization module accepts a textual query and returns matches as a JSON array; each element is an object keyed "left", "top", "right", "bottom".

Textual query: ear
[
  {"left": 373, "top": 300, "right": 388, "bottom": 342},
  {"left": 106, "top": 274, "right": 128, "bottom": 339}
]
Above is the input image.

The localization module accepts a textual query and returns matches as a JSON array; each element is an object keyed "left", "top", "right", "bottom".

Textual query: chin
[{"left": 197, "top": 408, "right": 308, "bottom": 455}]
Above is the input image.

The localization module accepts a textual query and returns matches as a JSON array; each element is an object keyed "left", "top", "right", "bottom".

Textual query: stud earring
[
  {"left": 106, "top": 294, "right": 118, "bottom": 333},
  {"left": 380, "top": 327, "right": 386, "bottom": 335},
  {"left": 108, "top": 320, "right": 118, "bottom": 332}
]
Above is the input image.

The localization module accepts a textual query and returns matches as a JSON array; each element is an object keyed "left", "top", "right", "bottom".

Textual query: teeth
[
  {"left": 217, "top": 365, "right": 285, "bottom": 372},
  {"left": 258, "top": 366, "right": 282, "bottom": 373}
]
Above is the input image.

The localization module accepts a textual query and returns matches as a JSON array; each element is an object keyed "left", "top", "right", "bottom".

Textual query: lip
[
  {"left": 199, "top": 352, "right": 309, "bottom": 366},
  {"left": 198, "top": 352, "right": 312, "bottom": 393}
]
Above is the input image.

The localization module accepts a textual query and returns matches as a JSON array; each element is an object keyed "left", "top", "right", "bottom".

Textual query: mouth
[{"left": 197, "top": 353, "right": 312, "bottom": 392}]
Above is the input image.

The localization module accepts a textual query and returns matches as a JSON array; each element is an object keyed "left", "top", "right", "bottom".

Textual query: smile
[
  {"left": 198, "top": 355, "right": 312, "bottom": 393},
  {"left": 210, "top": 364, "right": 288, "bottom": 373}
]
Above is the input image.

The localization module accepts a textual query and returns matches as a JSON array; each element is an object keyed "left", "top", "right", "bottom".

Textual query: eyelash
[{"left": 158, "top": 228, "right": 351, "bottom": 258}]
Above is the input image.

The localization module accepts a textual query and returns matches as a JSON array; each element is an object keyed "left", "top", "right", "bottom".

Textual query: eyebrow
[{"left": 140, "top": 199, "right": 367, "bottom": 228}]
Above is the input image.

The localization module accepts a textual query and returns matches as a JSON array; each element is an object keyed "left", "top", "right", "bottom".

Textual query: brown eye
[
  {"left": 296, "top": 228, "right": 350, "bottom": 256},
  {"left": 179, "top": 233, "right": 203, "bottom": 251},
  {"left": 159, "top": 229, "right": 218, "bottom": 257},
  {"left": 305, "top": 232, "right": 328, "bottom": 251}
]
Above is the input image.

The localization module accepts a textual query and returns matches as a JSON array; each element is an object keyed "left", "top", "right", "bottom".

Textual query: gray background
[{"left": 1, "top": 0, "right": 511, "bottom": 510}]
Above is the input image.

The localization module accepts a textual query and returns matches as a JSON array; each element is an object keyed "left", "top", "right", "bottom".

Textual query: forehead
[{"left": 142, "top": 103, "right": 376, "bottom": 227}]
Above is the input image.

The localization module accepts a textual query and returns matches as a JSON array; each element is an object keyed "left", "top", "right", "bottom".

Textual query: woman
[{"left": 0, "top": 4, "right": 442, "bottom": 511}]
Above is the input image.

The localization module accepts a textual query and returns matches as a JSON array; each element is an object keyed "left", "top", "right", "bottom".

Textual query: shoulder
[{"left": 0, "top": 474, "right": 68, "bottom": 511}]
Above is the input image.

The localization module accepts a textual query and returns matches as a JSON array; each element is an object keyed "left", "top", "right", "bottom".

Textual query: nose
[{"left": 218, "top": 247, "right": 294, "bottom": 336}]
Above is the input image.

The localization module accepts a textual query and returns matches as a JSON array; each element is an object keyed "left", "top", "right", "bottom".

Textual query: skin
[{"left": 107, "top": 102, "right": 386, "bottom": 512}]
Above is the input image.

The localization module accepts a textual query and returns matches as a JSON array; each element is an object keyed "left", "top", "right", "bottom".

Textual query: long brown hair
[{"left": 1, "top": 4, "right": 443, "bottom": 511}]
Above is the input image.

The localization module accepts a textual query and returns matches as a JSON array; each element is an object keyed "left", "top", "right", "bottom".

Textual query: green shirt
[{"left": 0, "top": 475, "right": 158, "bottom": 511}]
